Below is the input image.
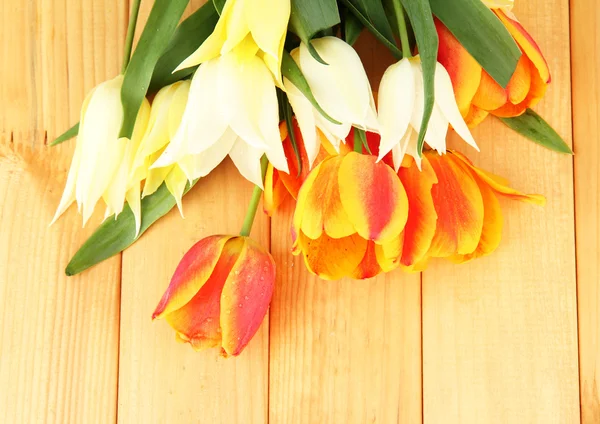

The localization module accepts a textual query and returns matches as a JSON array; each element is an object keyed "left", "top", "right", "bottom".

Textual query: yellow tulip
[
  {"left": 52, "top": 75, "right": 150, "bottom": 232},
  {"left": 176, "top": 0, "right": 290, "bottom": 86},
  {"left": 131, "top": 80, "right": 191, "bottom": 215}
]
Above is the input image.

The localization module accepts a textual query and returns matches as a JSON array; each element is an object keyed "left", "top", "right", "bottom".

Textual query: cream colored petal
[
  {"left": 125, "top": 183, "right": 142, "bottom": 237},
  {"left": 178, "top": 128, "right": 238, "bottom": 181},
  {"left": 221, "top": 54, "right": 275, "bottom": 151},
  {"left": 50, "top": 139, "right": 82, "bottom": 225},
  {"left": 285, "top": 78, "right": 320, "bottom": 167},
  {"left": 377, "top": 58, "right": 415, "bottom": 162},
  {"left": 75, "top": 76, "right": 125, "bottom": 225},
  {"left": 143, "top": 165, "right": 173, "bottom": 197},
  {"left": 186, "top": 58, "right": 231, "bottom": 154},
  {"left": 228, "top": 139, "right": 265, "bottom": 188},
  {"left": 165, "top": 165, "right": 189, "bottom": 217},
  {"left": 299, "top": 37, "right": 374, "bottom": 129},
  {"left": 434, "top": 62, "right": 479, "bottom": 151}
]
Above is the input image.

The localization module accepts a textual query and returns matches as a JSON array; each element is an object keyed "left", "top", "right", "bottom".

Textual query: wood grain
[
  {"left": 117, "top": 161, "right": 270, "bottom": 424},
  {"left": 267, "top": 36, "right": 422, "bottom": 424},
  {"left": 571, "top": 0, "right": 600, "bottom": 422},
  {"left": 422, "top": 1, "right": 580, "bottom": 423},
  {"left": 0, "top": 1, "right": 126, "bottom": 423}
]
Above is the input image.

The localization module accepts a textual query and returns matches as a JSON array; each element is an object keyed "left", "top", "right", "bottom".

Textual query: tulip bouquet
[{"left": 50, "top": 0, "right": 570, "bottom": 356}]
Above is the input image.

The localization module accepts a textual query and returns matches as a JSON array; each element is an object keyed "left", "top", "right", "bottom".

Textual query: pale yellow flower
[
  {"left": 52, "top": 75, "right": 150, "bottom": 232},
  {"left": 176, "top": 0, "right": 290, "bottom": 86}
]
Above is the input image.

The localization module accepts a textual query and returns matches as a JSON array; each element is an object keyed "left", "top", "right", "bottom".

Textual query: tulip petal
[
  {"left": 299, "top": 37, "right": 375, "bottom": 129},
  {"left": 220, "top": 237, "right": 275, "bottom": 356},
  {"left": 299, "top": 156, "right": 356, "bottom": 240},
  {"left": 246, "top": 0, "right": 289, "bottom": 66},
  {"left": 398, "top": 156, "right": 438, "bottom": 266},
  {"left": 464, "top": 105, "right": 489, "bottom": 128},
  {"left": 165, "top": 165, "right": 189, "bottom": 216},
  {"left": 378, "top": 58, "right": 415, "bottom": 162},
  {"left": 229, "top": 138, "right": 265, "bottom": 188},
  {"left": 263, "top": 164, "right": 289, "bottom": 216},
  {"left": 434, "top": 62, "right": 479, "bottom": 151},
  {"left": 491, "top": 58, "right": 547, "bottom": 117},
  {"left": 296, "top": 232, "right": 368, "bottom": 281},
  {"left": 435, "top": 19, "right": 482, "bottom": 116},
  {"left": 495, "top": 9, "right": 550, "bottom": 83},
  {"left": 51, "top": 139, "right": 82, "bottom": 225},
  {"left": 506, "top": 55, "right": 531, "bottom": 104},
  {"left": 153, "top": 235, "right": 233, "bottom": 319},
  {"left": 449, "top": 177, "right": 503, "bottom": 263},
  {"left": 338, "top": 152, "right": 408, "bottom": 243},
  {"left": 426, "top": 152, "right": 484, "bottom": 257},
  {"left": 451, "top": 151, "right": 546, "bottom": 205},
  {"left": 471, "top": 71, "right": 508, "bottom": 111},
  {"left": 351, "top": 242, "right": 384, "bottom": 280},
  {"left": 163, "top": 238, "right": 245, "bottom": 351},
  {"left": 285, "top": 79, "right": 321, "bottom": 167}
]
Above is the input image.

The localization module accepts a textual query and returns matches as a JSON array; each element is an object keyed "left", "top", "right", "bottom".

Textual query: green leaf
[
  {"left": 400, "top": 0, "right": 438, "bottom": 155},
  {"left": 66, "top": 181, "right": 198, "bottom": 276},
  {"left": 499, "top": 109, "right": 573, "bottom": 154},
  {"left": 280, "top": 92, "right": 302, "bottom": 177},
  {"left": 212, "top": 0, "right": 225, "bottom": 14},
  {"left": 148, "top": 2, "right": 219, "bottom": 92},
  {"left": 340, "top": 0, "right": 402, "bottom": 58},
  {"left": 429, "top": 0, "right": 520, "bottom": 88},
  {"left": 282, "top": 50, "right": 341, "bottom": 125},
  {"left": 289, "top": 0, "right": 340, "bottom": 63},
  {"left": 342, "top": 7, "right": 364, "bottom": 45},
  {"left": 119, "top": 0, "right": 190, "bottom": 140},
  {"left": 49, "top": 123, "right": 79, "bottom": 147}
]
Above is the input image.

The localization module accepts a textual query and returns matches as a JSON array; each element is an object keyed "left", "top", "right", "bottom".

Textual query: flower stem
[
  {"left": 393, "top": 0, "right": 412, "bottom": 58},
  {"left": 121, "top": 0, "right": 142, "bottom": 74},
  {"left": 353, "top": 128, "right": 363, "bottom": 153},
  {"left": 239, "top": 156, "right": 269, "bottom": 237}
]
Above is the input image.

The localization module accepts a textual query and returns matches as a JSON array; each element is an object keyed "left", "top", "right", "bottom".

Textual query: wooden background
[{"left": 0, "top": 0, "right": 597, "bottom": 422}]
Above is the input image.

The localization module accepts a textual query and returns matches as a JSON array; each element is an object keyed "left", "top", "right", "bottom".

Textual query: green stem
[
  {"left": 121, "top": 0, "right": 143, "bottom": 74},
  {"left": 353, "top": 128, "right": 363, "bottom": 153},
  {"left": 239, "top": 156, "right": 269, "bottom": 237},
  {"left": 393, "top": 0, "right": 412, "bottom": 58}
]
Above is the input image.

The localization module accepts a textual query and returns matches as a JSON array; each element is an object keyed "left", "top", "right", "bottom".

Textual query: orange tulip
[
  {"left": 422, "top": 151, "right": 545, "bottom": 264},
  {"left": 152, "top": 235, "right": 275, "bottom": 356},
  {"left": 264, "top": 119, "right": 350, "bottom": 215},
  {"left": 435, "top": 10, "right": 551, "bottom": 127},
  {"left": 291, "top": 152, "right": 409, "bottom": 280}
]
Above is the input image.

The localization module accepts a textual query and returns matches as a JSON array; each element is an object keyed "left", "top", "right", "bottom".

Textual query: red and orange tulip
[
  {"left": 152, "top": 235, "right": 275, "bottom": 356},
  {"left": 422, "top": 151, "right": 545, "bottom": 264},
  {"left": 264, "top": 119, "right": 349, "bottom": 215},
  {"left": 436, "top": 10, "right": 551, "bottom": 127},
  {"left": 291, "top": 152, "right": 409, "bottom": 280}
]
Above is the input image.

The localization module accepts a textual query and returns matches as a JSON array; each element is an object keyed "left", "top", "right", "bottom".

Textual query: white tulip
[
  {"left": 284, "top": 36, "right": 378, "bottom": 166},
  {"left": 152, "top": 52, "right": 288, "bottom": 189},
  {"left": 51, "top": 75, "right": 150, "bottom": 233},
  {"left": 378, "top": 56, "right": 479, "bottom": 170}
]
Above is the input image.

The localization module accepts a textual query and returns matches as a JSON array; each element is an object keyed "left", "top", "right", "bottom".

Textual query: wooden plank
[
  {"left": 118, "top": 3, "right": 268, "bottom": 422},
  {"left": 117, "top": 162, "right": 270, "bottom": 424},
  {"left": 422, "top": 1, "right": 580, "bottom": 423},
  {"left": 268, "top": 35, "right": 423, "bottom": 424},
  {"left": 571, "top": 0, "right": 600, "bottom": 422},
  {"left": 0, "top": 0, "right": 126, "bottom": 422}
]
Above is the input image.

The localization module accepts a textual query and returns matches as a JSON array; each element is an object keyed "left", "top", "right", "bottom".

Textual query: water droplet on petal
[
  {"left": 238, "top": 303, "right": 243, "bottom": 308},
  {"left": 260, "top": 276, "right": 264, "bottom": 281},
  {"left": 226, "top": 309, "right": 231, "bottom": 315},
  {"left": 244, "top": 296, "right": 249, "bottom": 300}
]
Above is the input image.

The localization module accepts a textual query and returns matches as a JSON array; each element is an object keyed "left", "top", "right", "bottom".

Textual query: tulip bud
[{"left": 153, "top": 235, "right": 275, "bottom": 356}]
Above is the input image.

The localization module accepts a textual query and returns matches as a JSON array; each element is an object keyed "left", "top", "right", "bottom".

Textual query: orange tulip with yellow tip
[
  {"left": 152, "top": 235, "right": 275, "bottom": 357},
  {"left": 291, "top": 151, "right": 409, "bottom": 280},
  {"left": 435, "top": 10, "right": 551, "bottom": 127},
  {"left": 264, "top": 119, "right": 350, "bottom": 216},
  {"left": 421, "top": 150, "right": 545, "bottom": 265}
]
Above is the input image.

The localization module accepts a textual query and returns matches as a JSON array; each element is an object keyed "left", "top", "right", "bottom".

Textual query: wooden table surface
[{"left": 0, "top": 0, "right": 598, "bottom": 423}]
